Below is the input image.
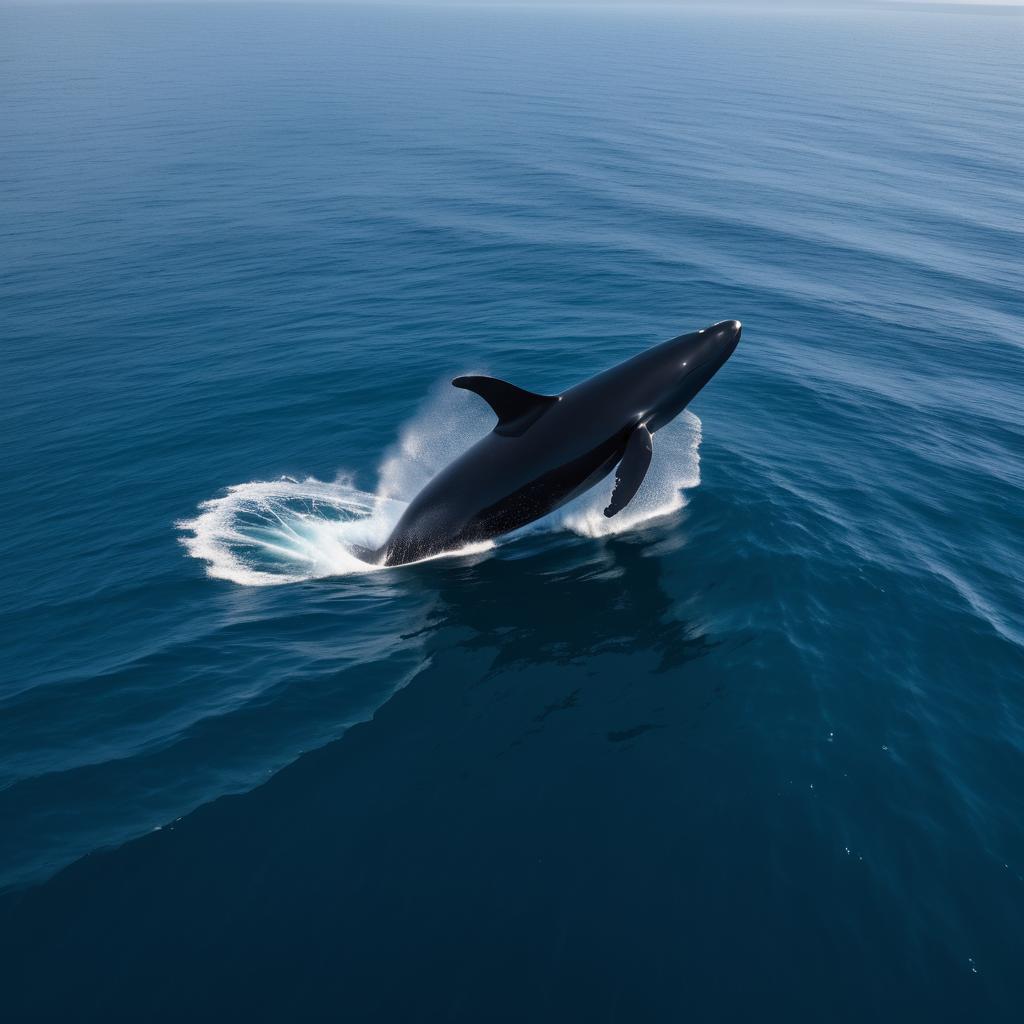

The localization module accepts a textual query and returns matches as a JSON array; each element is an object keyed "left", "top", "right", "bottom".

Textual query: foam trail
[
  {"left": 178, "top": 385, "right": 492, "bottom": 585},
  {"left": 178, "top": 388, "right": 701, "bottom": 585},
  {"left": 177, "top": 477, "right": 400, "bottom": 586}
]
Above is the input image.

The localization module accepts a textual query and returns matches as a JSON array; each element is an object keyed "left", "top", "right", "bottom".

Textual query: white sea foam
[
  {"left": 177, "top": 388, "right": 701, "bottom": 586},
  {"left": 177, "top": 476, "right": 398, "bottom": 586},
  {"left": 555, "top": 410, "right": 702, "bottom": 539}
]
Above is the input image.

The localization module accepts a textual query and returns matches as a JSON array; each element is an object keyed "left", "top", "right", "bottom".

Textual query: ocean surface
[{"left": 1, "top": 3, "right": 1022, "bottom": 1020}]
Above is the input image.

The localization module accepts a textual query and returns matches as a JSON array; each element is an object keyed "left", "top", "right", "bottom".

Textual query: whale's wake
[{"left": 178, "top": 387, "right": 702, "bottom": 586}]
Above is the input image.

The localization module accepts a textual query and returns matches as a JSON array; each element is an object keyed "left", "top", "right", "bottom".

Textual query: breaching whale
[{"left": 360, "top": 320, "right": 741, "bottom": 567}]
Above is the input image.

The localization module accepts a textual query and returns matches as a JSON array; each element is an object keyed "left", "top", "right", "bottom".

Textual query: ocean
[{"left": 1, "top": 3, "right": 1022, "bottom": 1020}]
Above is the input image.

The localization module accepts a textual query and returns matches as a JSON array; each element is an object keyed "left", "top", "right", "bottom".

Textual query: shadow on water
[
  {"left": 409, "top": 530, "right": 718, "bottom": 677},
  {"left": 0, "top": 530, "right": 733, "bottom": 1023},
  {"left": 0, "top": 521, "right": 1011, "bottom": 1022},
  {"left": 403, "top": 530, "right": 725, "bottom": 756}
]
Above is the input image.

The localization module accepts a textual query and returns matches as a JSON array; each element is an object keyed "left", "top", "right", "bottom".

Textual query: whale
[{"left": 360, "top": 320, "right": 741, "bottom": 567}]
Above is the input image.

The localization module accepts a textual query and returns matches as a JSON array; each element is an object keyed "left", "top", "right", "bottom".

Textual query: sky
[
  {"left": 4, "top": 0, "right": 1023, "bottom": 5},
  {"left": 3, "top": 0, "right": 1022, "bottom": 9}
]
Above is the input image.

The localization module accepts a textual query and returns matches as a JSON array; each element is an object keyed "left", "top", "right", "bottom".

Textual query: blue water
[{"left": 2, "top": 3, "right": 1022, "bottom": 1019}]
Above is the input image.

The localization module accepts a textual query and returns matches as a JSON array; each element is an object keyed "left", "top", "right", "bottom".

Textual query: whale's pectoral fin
[
  {"left": 452, "top": 375, "right": 559, "bottom": 436},
  {"left": 604, "top": 424, "right": 653, "bottom": 517}
]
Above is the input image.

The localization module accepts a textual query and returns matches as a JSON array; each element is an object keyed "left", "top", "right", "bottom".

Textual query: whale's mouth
[{"left": 682, "top": 353, "right": 719, "bottom": 376}]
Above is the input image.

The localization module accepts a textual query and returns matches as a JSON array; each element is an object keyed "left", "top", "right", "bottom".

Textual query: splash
[
  {"left": 178, "top": 389, "right": 701, "bottom": 585},
  {"left": 177, "top": 477, "right": 398, "bottom": 586},
  {"left": 555, "top": 410, "right": 702, "bottom": 539}
]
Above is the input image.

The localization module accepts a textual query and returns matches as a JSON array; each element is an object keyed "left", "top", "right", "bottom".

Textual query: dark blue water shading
[{"left": 1, "top": 3, "right": 1023, "bottom": 1020}]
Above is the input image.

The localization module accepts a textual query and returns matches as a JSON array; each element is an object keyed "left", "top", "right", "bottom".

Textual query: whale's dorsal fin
[
  {"left": 452, "top": 375, "right": 559, "bottom": 436},
  {"left": 604, "top": 424, "right": 653, "bottom": 517}
]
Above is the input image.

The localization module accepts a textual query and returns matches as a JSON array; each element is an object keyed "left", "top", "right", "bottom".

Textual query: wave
[{"left": 177, "top": 387, "right": 702, "bottom": 586}]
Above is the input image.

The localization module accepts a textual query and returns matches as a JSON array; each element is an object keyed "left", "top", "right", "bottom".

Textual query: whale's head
[{"left": 642, "top": 319, "right": 741, "bottom": 432}]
